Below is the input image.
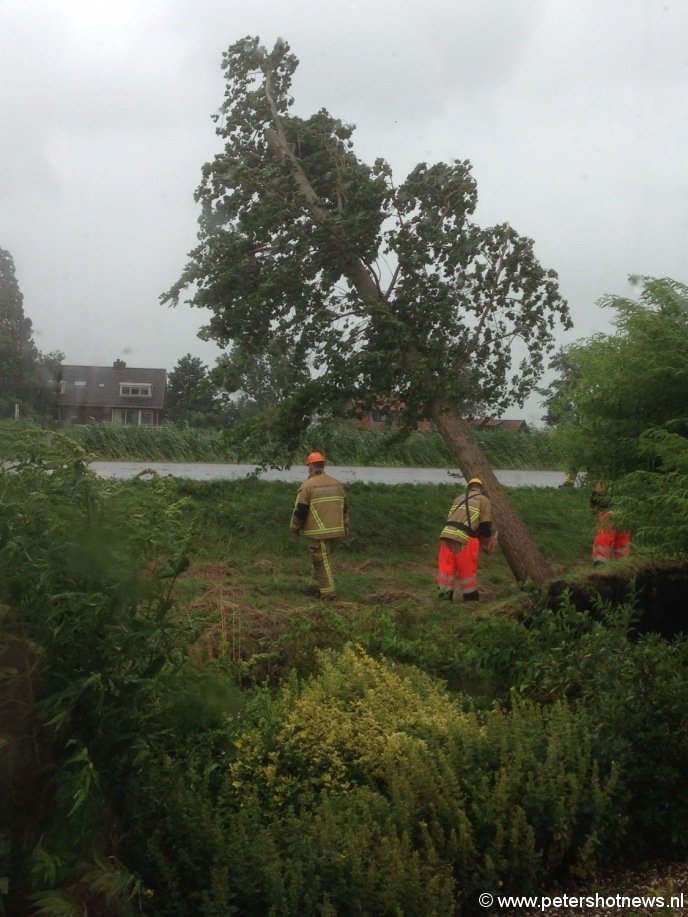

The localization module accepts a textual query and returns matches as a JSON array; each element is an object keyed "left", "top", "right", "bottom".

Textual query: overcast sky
[{"left": 2, "top": 0, "right": 687, "bottom": 423}]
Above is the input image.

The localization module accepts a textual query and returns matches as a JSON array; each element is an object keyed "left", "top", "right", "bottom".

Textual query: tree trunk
[{"left": 430, "top": 398, "right": 554, "bottom": 584}]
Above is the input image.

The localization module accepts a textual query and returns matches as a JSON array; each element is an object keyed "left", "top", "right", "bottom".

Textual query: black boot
[{"left": 463, "top": 591, "right": 480, "bottom": 603}]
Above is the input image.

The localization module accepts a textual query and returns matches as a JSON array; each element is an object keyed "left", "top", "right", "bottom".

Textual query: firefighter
[
  {"left": 290, "top": 452, "right": 349, "bottom": 599},
  {"left": 590, "top": 484, "right": 631, "bottom": 565},
  {"left": 437, "top": 477, "right": 496, "bottom": 603}
]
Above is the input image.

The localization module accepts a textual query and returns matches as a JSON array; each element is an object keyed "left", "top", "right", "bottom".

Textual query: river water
[{"left": 90, "top": 461, "right": 565, "bottom": 488}]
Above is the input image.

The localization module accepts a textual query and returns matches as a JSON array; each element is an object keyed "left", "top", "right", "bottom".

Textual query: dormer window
[{"left": 119, "top": 383, "right": 152, "bottom": 397}]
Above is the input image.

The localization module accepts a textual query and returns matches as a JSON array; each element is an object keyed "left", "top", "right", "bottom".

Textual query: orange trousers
[
  {"left": 592, "top": 512, "right": 631, "bottom": 564},
  {"left": 437, "top": 537, "right": 480, "bottom": 599}
]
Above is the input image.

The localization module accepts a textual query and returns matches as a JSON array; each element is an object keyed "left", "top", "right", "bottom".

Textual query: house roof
[
  {"left": 468, "top": 418, "right": 529, "bottom": 432},
  {"left": 56, "top": 363, "right": 166, "bottom": 410}
]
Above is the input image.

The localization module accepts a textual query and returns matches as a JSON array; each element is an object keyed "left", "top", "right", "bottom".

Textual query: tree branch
[{"left": 262, "top": 63, "right": 383, "bottom": 307}]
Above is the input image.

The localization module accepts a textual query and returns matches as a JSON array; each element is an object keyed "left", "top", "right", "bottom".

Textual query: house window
[
  {"left": 74, "top": 380, "right": 86, "bottom": 387},
  {"left": 111, "top": 408, "right": 153, "bottom": 426},
  {"left": 135, "top": 410, "right": 153, "bottom": 426},
  {"left": 371, "top": 409, "right": 387, "bottom": 423},
  {"left": 119, "top": 383, "right": 152, "bottom": 397}
]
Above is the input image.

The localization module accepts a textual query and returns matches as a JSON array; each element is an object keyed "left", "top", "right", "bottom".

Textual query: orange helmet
[{"left": 306, "top": 451, "right": 326, "bottom": 465}]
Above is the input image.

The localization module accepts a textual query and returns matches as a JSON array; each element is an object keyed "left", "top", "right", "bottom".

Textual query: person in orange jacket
[
  {"left": 590, "top": 485, "right": 631, "bottom": 565},
  {"left": 437, "top": 477, "right": 496, "bottom": 602},
  {"left": 290, "top": 451, "right": 349, "bottom": 599}
]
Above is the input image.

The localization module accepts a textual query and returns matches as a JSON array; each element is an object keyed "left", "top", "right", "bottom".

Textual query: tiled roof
[
  {"left": 468, "top": 418, "right": 529, "bottom": 431},
  {"left": 56, "top": 364, "right": 166, "bottom": 409}
]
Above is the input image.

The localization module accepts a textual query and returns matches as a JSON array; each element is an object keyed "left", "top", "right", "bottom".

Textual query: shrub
[
  {"left": 0, "top": 429, "right": 194, "bottom": 910},
  {"left": 134, "top": 645, "right": 620, "bottom": 915},
  {"left": 518, "top": 600, "right": 688, "bottom": 859}
]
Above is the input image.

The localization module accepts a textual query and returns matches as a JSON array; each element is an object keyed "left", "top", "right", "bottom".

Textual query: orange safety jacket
[{"left": 290, "top": 470, "right": 348, "bottom": 540}]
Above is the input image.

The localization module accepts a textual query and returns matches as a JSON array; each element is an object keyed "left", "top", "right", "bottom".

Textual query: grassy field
[{"left": 173, "top": 479, "right": 594, "bottom": 691}]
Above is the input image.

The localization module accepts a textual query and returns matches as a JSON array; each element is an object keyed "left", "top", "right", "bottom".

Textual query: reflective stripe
[
  {"left": 440, "top": 524, "right": 470, "bottom": 543},
  {"left": 441, "top": 499, "right": 481, "bottom": 543},
  {"left": 308, "top": 539, "right": 338, "bottom": 595},
  {"left": 437, "top": 571, "right": 455, "bottom": 588},
  {"left": 319, "top": 541, "right": 336, "bottom": 594},
  {"left": 592, "top": 545, "right": 610, "bottom": 562},
  {"left": 306, "top": 495, "right": 346, "bottom": 537},
  {"left": 459, "top": 575, "right": 478, "bottom": 595}
]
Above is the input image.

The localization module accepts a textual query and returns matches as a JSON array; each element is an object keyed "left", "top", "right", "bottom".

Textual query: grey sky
[{"left": 2, "top": 0, "right": 686, "bottom": 423}]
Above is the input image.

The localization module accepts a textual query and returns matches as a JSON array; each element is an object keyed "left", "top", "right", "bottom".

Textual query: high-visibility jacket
[
  {"left": 290, "top": 470, "right": 348, "bottom": 540},
  {"left": 440, "top": 489, "right": 492, "bottom": 545}
]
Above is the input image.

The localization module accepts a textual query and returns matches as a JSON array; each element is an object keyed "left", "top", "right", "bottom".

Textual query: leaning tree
[{"left": 163, "top": 37, "right": 572, "bottom": 583}]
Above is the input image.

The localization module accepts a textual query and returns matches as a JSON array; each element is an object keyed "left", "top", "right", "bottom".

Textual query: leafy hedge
[
  {"left": 125, "top": 646, "right": 620, "bottom": 915},
  {"left": 0, "top": 418, "right": 560, "bottom": 469}
]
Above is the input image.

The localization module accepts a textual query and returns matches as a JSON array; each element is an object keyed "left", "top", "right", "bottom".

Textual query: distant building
[
  {"left": 55, "top": 359, "right": 166, "bottom": 426},
  {"left": 354, "top": 403, "right": 433, "bottom": 432},
  {"left": 353, "top": 401, "right": 528, "bottom": 434},
  {"left": 467, "top": 418, "right": 530, "bottom": 433}
]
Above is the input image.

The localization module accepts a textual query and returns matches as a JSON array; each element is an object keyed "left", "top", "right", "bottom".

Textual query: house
[
  {"left": 354, "top": 404, "right": 433, "bottom": 432},
  {"left": 56, "top": 360, "right": 166, "bottom": 426},
  {"left": 353, "top": 401, "right": 528, "bottom": 434},
  {"left": 467, "top": 418, "right": 530, "bottom": 434}
]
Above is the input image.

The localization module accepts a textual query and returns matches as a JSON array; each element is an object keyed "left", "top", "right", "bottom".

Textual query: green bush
[
  {"left": 0, "top": 429, "right": 194, "bottom": 911},
  {"left": 517, "top": 600, "right": 688, "bottom": 858},
  {"left": 135, "top": 645, "right": 620, "bottom": 915}
]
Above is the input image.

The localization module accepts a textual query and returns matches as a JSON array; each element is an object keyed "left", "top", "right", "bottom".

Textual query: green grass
[
  {"left": 172, "top": 478, "right": 596, "bottom": 689},
  {"left": 179, "top": 478, "right": 593, "bottom": 566}
]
